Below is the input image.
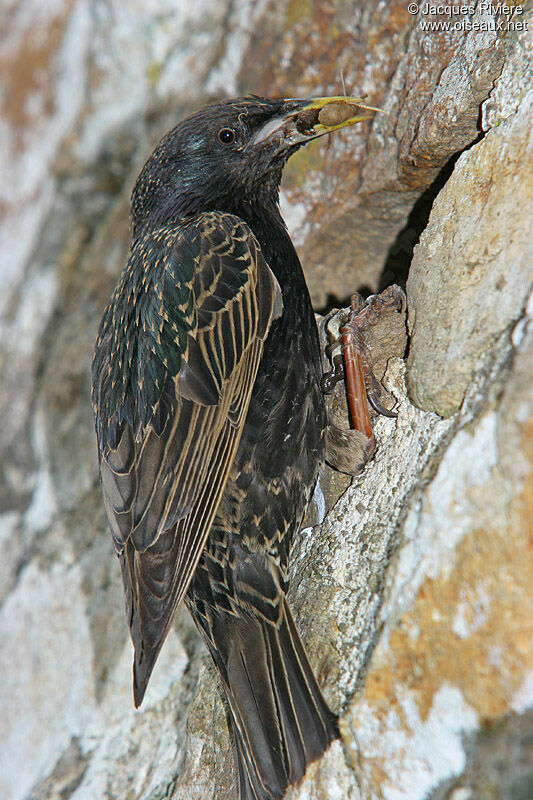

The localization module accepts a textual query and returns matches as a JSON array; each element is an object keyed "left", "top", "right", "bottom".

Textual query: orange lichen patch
[
  {"left": 363, "top": 436, "right": 533, "bottom": 727},
  {"left": 519, "top": 417, "right": 533, "bottom": 520},
  {"left": 369, "top": 761, "right": 390, "bottom": 788},
  {"left": 0, "top": 2, "right": 72, "bottom": 137}
]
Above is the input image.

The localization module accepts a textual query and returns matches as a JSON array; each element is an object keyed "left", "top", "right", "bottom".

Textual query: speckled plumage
[{"left": 92, "top": 96, "right": 368, "bottom": 800}]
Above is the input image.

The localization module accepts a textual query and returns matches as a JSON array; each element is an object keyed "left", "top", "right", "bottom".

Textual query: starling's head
[{"left": 131, "top": 95, "right": 374, "bottom": 236}]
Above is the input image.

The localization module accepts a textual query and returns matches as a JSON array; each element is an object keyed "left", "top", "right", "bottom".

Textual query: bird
[{"left": 92, "top": 95, "right": 374, "bottom": 800}]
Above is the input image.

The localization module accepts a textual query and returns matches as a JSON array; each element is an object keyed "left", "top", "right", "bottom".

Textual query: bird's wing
[{"left": 92, "top": 212, "right": 282, "bottom": 704}]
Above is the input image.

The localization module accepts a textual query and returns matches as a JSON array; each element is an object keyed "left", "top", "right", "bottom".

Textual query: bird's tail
[{"left": 196, "top": 596, "right": 339, "bottom": 800}]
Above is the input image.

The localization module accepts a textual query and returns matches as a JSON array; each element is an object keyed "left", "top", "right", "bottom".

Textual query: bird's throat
[{"left": 236, "top": 199, "right": 305, "bottom": 291}]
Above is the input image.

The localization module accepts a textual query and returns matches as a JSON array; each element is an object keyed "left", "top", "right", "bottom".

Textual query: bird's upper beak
[{"left": 251, "top": 96, "right": 379, "bottom": 149}]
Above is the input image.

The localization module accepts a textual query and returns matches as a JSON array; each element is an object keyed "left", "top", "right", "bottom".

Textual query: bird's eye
[{"left": 218, "top": 128, "right": 236, "bottom": 145}]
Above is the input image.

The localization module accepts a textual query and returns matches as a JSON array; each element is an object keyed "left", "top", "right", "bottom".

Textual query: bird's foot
[{"left": 322, "top": 285, "right": 406, "bottom": 465}]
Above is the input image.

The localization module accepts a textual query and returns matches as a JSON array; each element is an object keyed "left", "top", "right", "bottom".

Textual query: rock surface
[
  {"left": 1, "top": 3, "right": 532, "bottom": 800},
  {"left": 407, "top": 23, "right": 533, "bottom": 416}
]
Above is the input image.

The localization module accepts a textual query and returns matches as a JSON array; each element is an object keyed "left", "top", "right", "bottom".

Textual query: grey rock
[
  {"left": 1, "top": 3, "right": 532, "bottom": 800},
  {"left": 407, "top": 31, "right": 533, "bottom": 416}
]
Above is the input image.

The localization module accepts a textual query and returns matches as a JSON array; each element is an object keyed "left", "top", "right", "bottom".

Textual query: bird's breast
[{"left": 234, "top": 248, "right": 326, "bottom": 534}]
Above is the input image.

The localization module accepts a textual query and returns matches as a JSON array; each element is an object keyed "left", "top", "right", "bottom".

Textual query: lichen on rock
[{"left": 1, "top": 3, "right": 532, "bottom": 800}]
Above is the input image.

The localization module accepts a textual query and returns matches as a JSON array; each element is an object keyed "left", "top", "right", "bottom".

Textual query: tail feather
[{"left": 204, "top": 597, "right": 338, "bottom": 800}]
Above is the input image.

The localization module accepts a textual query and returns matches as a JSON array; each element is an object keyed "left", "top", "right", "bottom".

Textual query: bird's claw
[
  {"left": 368, "top": 388, "right": 397, "bottom": 418},
  {"left": 321, "top": 353, "right": 344, "bottom": 394},
  {"left": 346, "top": 284, "right": 407, "bottom": 331}
]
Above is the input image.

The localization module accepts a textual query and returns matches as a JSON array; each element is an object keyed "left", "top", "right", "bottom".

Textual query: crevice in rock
[
  {"left": 379, "top": 119, "right": 488, "bottom": 294},
  {"left": 316, "top": 127, "right": 488, "bottom": 319},
  {"left": 378, "top": 152, "right": 460, "bottom": 292}
]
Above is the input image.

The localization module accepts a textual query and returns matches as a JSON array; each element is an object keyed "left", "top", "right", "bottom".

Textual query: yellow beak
[
  {"left": 298, "top": 95, "right": 381, "bottom": 134},
  {"left": 251, "top": 95, "right": 380, "bottom": 149}
]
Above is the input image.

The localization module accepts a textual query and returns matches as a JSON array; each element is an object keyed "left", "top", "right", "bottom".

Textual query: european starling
[{"left": 92, "top": 95, "right": 374, "bottom": 800}]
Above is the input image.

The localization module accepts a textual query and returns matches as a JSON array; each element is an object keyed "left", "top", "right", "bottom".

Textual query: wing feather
[{"left": 92, "top": 212, "right": 281, "bottom": 704}]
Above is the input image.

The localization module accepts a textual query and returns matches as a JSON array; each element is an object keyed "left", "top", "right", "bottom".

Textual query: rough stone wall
[{"left": 1, "top": 2, "right": 531, "bottom": 800}]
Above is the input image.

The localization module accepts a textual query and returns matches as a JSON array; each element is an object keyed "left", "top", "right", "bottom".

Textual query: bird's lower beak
[{"left": 252, "top": 96, "right": 379, "bottom": 149}]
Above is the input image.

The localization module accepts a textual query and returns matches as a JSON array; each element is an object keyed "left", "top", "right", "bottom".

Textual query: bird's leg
[
  {"left": 341, "top": 284, "right": 406, "bottom": 428},
  {"left": 321, "top": 292, "right": 365, "bottom": 395},
  {"left": 341, "top": 317, "right": 375, "bottom": 447},
  {"left": 322, "top": 285, "right": 406, "bottom": 473}
]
